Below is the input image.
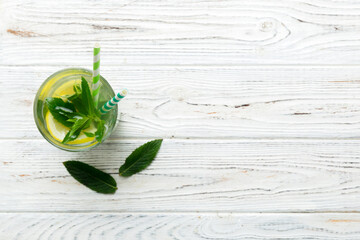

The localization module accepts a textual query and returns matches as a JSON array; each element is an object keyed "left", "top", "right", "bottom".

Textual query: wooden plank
[
  {"left": 2, "top": 139, "right": 360, "bottom": 212},
  {"left": 2, "top": 0, "right": 360, "bottom": 65},
  {"left": 1, "top": 213, "right": 360, "bottom": 239},
  {"left": 2, "top": 66, "right": 360, "bottom": 139}
]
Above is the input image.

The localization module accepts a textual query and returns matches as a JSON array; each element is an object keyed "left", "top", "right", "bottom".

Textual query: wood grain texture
[
  {"left": 2, "top": 66, "right": 360, "bottom": 139},
  {"left": 2, "top": 139, "right": 360, "bottom": 212},
  {"left": 1, "top": 0, "right": 360, "bottom": 237},
  {"left": 1, "top": 213, "right": 360, "bottom": 240},
  {"left": 2, "top": 0, "right": 360, "bottom": 65}
]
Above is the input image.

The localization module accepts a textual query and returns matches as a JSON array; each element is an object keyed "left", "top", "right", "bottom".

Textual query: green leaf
[
  {"left": 45, "top": 97, "right": 76, "bottom": 127},
  {"left": 67, "top": 118, "right": 77, "bottom": 123},
  {"left": 63, "top": 161, "right": 117, "bottom": 194},
  {"left": 70, "top": 96, "right": 88, "bottom": 116},
  {"left": 67, "top": 90, "right": 79, "bottom": 102},
  {"left": 62, "top": 116, "right": 90, "bottom": 144},
  {"left": 119, "top": 139, "right": 163, "bottom": 177},
  {"left": 62, "top": 128, "right": 82, "bottom": 144},
  {"left": 95, "top": 120, "right": 105, "bottom": 143},
  {"left": 84, "top": 132, "right": 95, "bottom": 137},
  {"left": 68, "top": 84, "right": 88, "bottom": 115},
  {"left": 81, "top": 77, "right": 95, "bottom": 116},
  {"left": 73, "top": 83, "right": 81, "bottom": 95},
  {"left": 69, "top": 116, "right": 89, "bottom": 135}
]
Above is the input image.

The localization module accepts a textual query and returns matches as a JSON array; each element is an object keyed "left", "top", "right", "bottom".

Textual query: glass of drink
[{"left": 33, "top": 68, "right": 118, "bottom": 151}]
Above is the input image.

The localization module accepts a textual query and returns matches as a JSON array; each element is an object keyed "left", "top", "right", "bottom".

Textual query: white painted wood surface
[
  {"left": 1, "top": 0, "right": 360, "bottom": 238},
  {"left": 1, "top": 213, "right": 360, "bottom": 240},
  {"left": 2, "top": 0, "right": 360, "bottom": 65},
  {"left": 2, "top": 139, "right": 360, "bottom": 212},
  {"left": 3, "top": 66, "right": 360, "bottom": 139}
]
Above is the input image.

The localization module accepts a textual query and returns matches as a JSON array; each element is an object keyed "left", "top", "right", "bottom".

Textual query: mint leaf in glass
[
  {"left": 119, "top": 139, "right": 163, "bottom": 177},
  {"left": 84, "top": 132, "right": 95, "bottom": 137},
  {"left": 62, "top": 116, "right": 90, "bottom": 144},
  {"left": 68, "top": 86, "right": 87, "bottom": 115},
  {"left": 81, "top": 77, "right": 96, "bottom": 117},
  {"left": 71, "top": 97, "right": 88, "bottom": 116},
  {"left": 95, "top": 120, "right": 105, "bottom": 143},
  {"left": 63, "top": 161, "right": 117, "bottom": 194},
  {"left": 62, "top": 128, "right": 82, "bottom": 144},
  {"left": 73, "top": 83, "right": 81, "bottom": 95},
  {"left": 45, "top": 97, "right": 76, "bottom": 127},
  {"left": 46, "top": 77, "right": 109, "bottom": 144}
]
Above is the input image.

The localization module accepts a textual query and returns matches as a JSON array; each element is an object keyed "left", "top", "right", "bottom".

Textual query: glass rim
[{"left": 33, "top": 67, "right": 118, "bottom": 152}]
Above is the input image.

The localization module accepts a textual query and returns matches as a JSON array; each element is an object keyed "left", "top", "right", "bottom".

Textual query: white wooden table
[{"left": 1, "top": 0, "right": 360, "bottom": 239}]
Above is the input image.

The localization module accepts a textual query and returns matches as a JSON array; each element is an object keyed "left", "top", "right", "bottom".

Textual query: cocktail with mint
[{"left": 34, "top": 45, "right": 127, "bottom": 151}]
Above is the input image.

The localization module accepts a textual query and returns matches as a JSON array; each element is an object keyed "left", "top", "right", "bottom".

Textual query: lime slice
[{"left": 45, "top": 111, "right": 96, "bottom": 145}]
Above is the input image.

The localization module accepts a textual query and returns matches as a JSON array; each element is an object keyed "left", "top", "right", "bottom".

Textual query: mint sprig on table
[
  {"left": 45, "top": 77, "right": 105, "bottom": 143},
  {"left": 63, "top": 161, "right": 118, "bottom": 194},
  {"left": 63, "top": 139, "right": 163, "bottom": 194},
  {"left": 119, "top": 139, "right": 163, "bottom": 177}
]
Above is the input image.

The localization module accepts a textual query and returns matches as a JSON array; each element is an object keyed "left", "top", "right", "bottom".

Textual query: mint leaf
[
  {"left": 62, "top": 129, "right": 82, "bottom": 144},
  {"left": 84, "top": 132, "right": 95, "bottom": 137},
  {"left": 63, "top": 161, "right": 117, "bottom": 194},
  {"left": 81, "top": 77, "right": 95, "bottom": 116},
  {"left": 45, "top": 98, "right": 76, "bottom": 127},
  {"left": 119, "top": 139, "right": 163, "bottom": 177},
  {"left": 67, "top": 118, "right": 77, "bottom": 123},
  {"left": 69, "top": 116, "right": 89, "bottom": 135},
  {"left": 68, "top": 84, "right": 88, "bottom": 115},
  {"left": 73, "top": 83, "right": 81, "bottom": 95},
  {"left": 62, "top": 116, "right": 90, "bottom": 144},
  {"left": 95, "top": 120, "right": 105, "bottom": 143},
  {"left": 83, "top": 118, "right": 92, "bottom": 129},
  {"left": 68, "top": 84, "right": 81, "bottom": 101},
  {"left": 71, "top": 96, "right": 88, "bottom": 116}
]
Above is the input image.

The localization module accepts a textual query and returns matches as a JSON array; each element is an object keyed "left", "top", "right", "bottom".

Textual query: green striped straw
[
  {"left": 100, "top": 89, "right": 128, "bottom": 114},
  {"left": 92, "top": 43, "right": 101, "bottom": 107}
]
